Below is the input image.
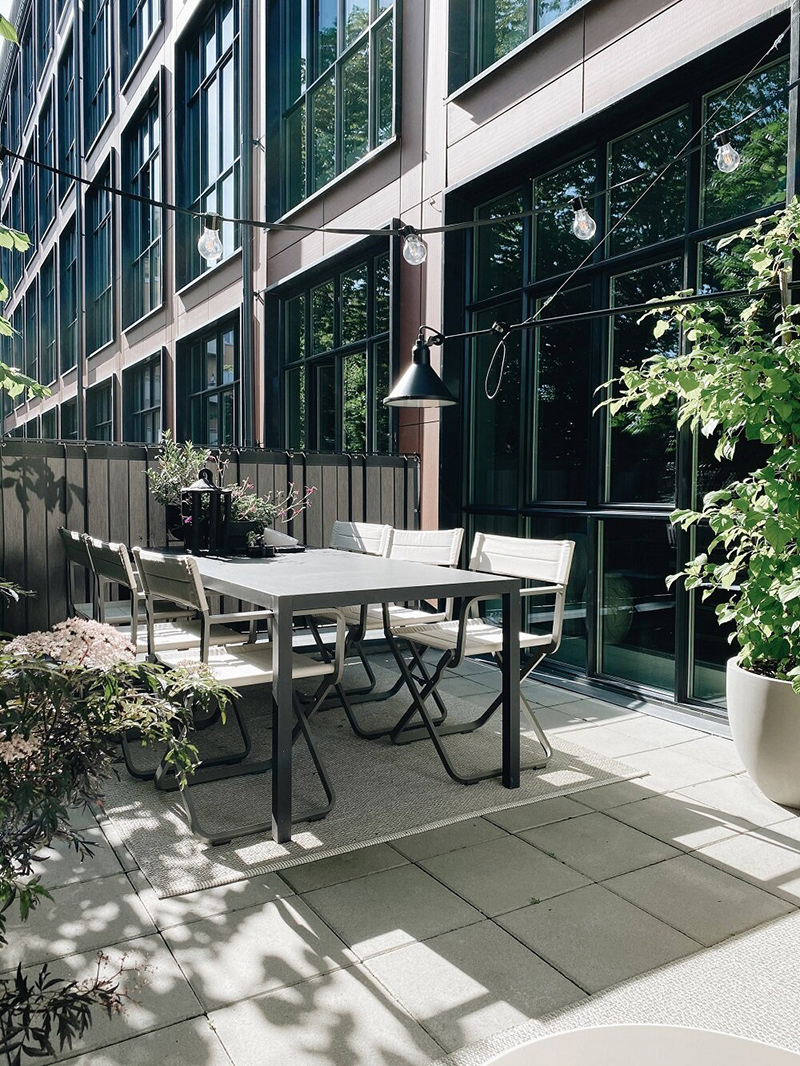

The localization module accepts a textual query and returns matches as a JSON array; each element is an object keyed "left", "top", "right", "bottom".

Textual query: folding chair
[
  {"left": 384, "top": 533, "right": 575, "bottom": 785},
  {"left": 310, "top": 527, "right": 465, "bottom": 737},
  {"left": 328, "top": 519, "right": 392, "bottom": 555},
  {"left": 59, "top": 527, "right": 96, "bottom": 620},
  {"left": 134, "top": 548, "right": 348, "bottom": 845}
]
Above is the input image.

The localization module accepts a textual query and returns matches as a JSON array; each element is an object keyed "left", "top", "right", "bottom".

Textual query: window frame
[
  {"left": 57, "top": 33, "right": 77, "bottom": 203},
  {"left": 177, "top": 314, "right": 240, "bottom": 447},
  {"left": 84, "top": 158, "right": 116, "bottom": 357},
  {"left": 84, "top": 0, "right": 114, "bottom": 153},
  {"left": 59, "top": 215, "right": 79, "bottom": 373},
  {"left": 121, "top": 73, "right": 164, "bottom": 329},
  {"left": 278, "top": 0, "right": 400, "bottom": 214},
  {"left": 120, "top": 0, "right": 164, "bottom": 86},
  {"left": 86, "top": 378, "right": 116, "bottom": 441},
  {"left": 39, "top": 248, "right": 57, "bottom": 387},
  {"left": 60, "top": 397, "right": 78, "bottom": 439},
  {"left": 175, "top": 0, "right": 241, "bottom": 290},
  {"left": 122, "top": 350, "right": 164, "bottom": 443},
  {"left": 37, "top": 88, "right": 56, "bottom": 238}
]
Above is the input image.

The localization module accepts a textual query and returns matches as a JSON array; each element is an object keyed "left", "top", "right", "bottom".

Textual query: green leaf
[
  {"left": 0, "top": 16, "right": 19, "bottom": 44},
  {"left": 652, "top": 319, "right": 670, "bottom": 339}
]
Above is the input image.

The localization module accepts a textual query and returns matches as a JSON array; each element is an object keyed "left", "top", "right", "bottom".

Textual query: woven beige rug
[{"left": 103, "top": 668, "right": 644, "bottom": 898}]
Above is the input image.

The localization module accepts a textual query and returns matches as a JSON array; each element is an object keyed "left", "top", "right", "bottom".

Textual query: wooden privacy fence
[{"left": 0, "top": 441, "right": 420, "bottom": 634}]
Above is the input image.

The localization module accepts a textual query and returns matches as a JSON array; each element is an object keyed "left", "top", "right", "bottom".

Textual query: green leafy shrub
[{"left": 607, "top": 197, "right": 800, "bottom": 690}]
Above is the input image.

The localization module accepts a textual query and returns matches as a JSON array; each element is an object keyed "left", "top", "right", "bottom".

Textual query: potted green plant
[
  {"left": 146, "top": 434, "right": 316, "bottom": 551},
  {"left": 607, "top": 198, "right": 800, "bottom": 806}
]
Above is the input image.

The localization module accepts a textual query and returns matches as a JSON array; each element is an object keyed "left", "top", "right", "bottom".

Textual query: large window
[
  {"left": 23, "top": 147, "right": 37, "bottom": 261},
  {"left": 8, "top": 178, "right": 22, "bottom": 292},
  {"left": 179, "top": 318, "right": 238, "bottom": 446},
  {"left": 58, "top": 36, "right": 76, "bottom": 200},
  {"left": 122, "top": 0, "right": 161, "bottom": 81},
  {"left": 84, "top": 0, "right": 113, "bottom": 148},
  {"left": 85, "top": 163, "right": 114, "bottom": 354},
  {"left": 281, "top": 0, "right": 396, "bottom": 210},
  {"left": 87, "top": 379, "right": 114, "bottom": 440},
  {"left": 37, "top": 92, "right": 55, "bottom": 235},
  {"left": 40, "top": 251, "right": 56, "bottom": 385},
  {"left": 24, "top": 288, "right": 38, "bottom": 383},
  {"left": 37, "top": 0, "right": 53, "bottom": 79},
  {"left": 59, "top": 217, "right": 78, "bottom": 371},
  {"left": 454, "top": 54, "right": 790, "bottom": 710},
  {"left": 123, "top": 353, "right": 161, "bottom": 442},
  {"left": 20, "top": 12, "right": 34, "bottom": 128},
  {"left": 41, "top": 408, "right": 57, "bottom": 439},
  {"left": 449, "top": 0, "right": 585, "bottom": 90},
  {"left": 177, "top": 0, "right": 239, "bottom": 287},
  {"left": 60, "top": 398, "right": 78, "bottom": 439},
  {"left": 122, "top": 87, "right": 162, "bottom": 325},
  {"left": 278, "top": 247, "right": 393, "bottom": 452}
]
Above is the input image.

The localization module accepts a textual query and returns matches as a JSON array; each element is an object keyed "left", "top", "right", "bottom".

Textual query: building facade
[{"left": 0, "top": 0, "right": 795, "bottom": 718}]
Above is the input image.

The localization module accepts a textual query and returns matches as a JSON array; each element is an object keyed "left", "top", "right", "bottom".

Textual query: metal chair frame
[
  {"left": 134, "top": 548, "right": 349, "bottom": 845},
  {"left": 58, "top": 527, "right": 96, "bottom": 620},
  {"left": 382, "top": 533, "right": 575, "bottom": 785}
]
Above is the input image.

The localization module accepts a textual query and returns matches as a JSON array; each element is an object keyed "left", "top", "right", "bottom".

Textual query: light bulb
[
  {"left": 714, "top": 132, "right": 741, "bottom": 174},
  {"left": 570, "top": 196, "right": 596, "bottom": 241},
  {"left": 402, "top": 228, "right": 428, "bottom": 265},
  {"left": 197, "top": 214, "right": 224, "bottom": 263}
]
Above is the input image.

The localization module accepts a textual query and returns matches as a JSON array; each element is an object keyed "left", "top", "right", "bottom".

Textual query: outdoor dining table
[{"left": 187, "top": 548, "right": 522, "bottom": 844}]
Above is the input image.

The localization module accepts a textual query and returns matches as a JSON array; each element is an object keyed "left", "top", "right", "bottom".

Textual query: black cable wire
[{"left": 0, "top": 68, "right": 794, "bottom": 242}]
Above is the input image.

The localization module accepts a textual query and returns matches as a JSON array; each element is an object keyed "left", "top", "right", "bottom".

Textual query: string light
[
  {"left": 570, "top": 196, "right": 597, "bottom": 241},
  {"left": 197, "top": 214, "right": 223, "bottom": 263},
  {"left": 713, "top": 130, "right": 742, "bottom": 173},
  {"left": 402, "top": 226, "right": 428, "bottom": 265}
]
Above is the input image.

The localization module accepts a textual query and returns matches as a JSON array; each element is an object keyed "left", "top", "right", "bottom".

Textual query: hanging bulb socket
[
  {"left": 197, "top": 213, "right": 224, "bottom": 263},
  {"left": 401, "top": 225, "right": 428, "bottom": 266},
  {"left": 570, "top": 196, "right": 597, "bottom": 242},
  {"left": 713, "top": 131, "right": 741, "bottom": 174}
]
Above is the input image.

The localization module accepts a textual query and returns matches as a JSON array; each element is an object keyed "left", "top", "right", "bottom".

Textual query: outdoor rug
[{"left": 103, "top": 666, "right": 645, "bottom": 898}]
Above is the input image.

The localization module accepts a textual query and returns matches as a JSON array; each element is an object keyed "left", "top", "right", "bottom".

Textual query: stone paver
[
  {"left": 669, "top": 734, "right": 745, "bottom": 774},
  {"left": 603, "top": 853, "right": 793, "bottom": 945},
  {"left": 129, "top": 868, "right": 295, "bottom": 931},
  {"left": 29, "top": 827, "right": 124, "bottom": 889},
  {"left": 695, "top": 819, "right": 800, "bottom": 905},
  {"left": 419, "top": 834, "right": 589, "bottom": 916},
  {"left": 389, "top": 816, "right": 506, "bottom": 861},
  {"left": 557, "top": 723, "right": 658, "bottom": 759},
  {"left": 619, "top": 745, "right": 732, "bottom": 789},
  {"left": 210, "top": 964, "right": 443, "bottom": 1065},
  {"left": 569, "top": 778, "right": 667, "bottom": 810},
  {"left": 497, "top": 884, "right": 700, "bottom": 993},
  {"left": 677, "top": 775, "right": 799, "bottom": 829},
  {"left": 302, "top": 864, "right": 483, "bottom": 959},
  {"left": 520, "top": 811, "right": 679, "bottom": 880},
  {"left": 484, "top": 795, "right": 589, "bottom": 833},
  {"left": 162, "top": 895, "right": 356, "bottom": 1009},
  {"left": 364, "top": 919, "right": 585, "bottom": 1052},
  {"left": 0, "top": 873, "right": 155, "bottom": 970},
  {"left": 605, "top": 791, "right": 751, "bottom": 851},
  {"left": 278, "top": 842, "right": 407, "bottom": 892},
  {"left": 61, "top": 1017, "right": 231, "bottom": 1066}
]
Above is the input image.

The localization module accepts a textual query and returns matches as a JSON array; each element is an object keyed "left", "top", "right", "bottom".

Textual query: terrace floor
[{"left": 7, "top": 655, "right": 800, "bottom": 1065}]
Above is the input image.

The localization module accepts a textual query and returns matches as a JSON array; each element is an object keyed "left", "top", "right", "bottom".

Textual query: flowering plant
[{"left": 0, "top": 619, "right": 233, "bottom": 1062}]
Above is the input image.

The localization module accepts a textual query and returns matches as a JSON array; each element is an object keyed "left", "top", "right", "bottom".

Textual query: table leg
[
  {"left": 501, "top": 588, "right": 521, "bottom": 789},
  {"left": 272, "top": 604, "right": 293, "bottom": 843}
]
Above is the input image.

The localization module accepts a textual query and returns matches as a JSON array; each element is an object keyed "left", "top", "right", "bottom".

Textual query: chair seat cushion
[
  {"left": 155, "top": 643, "right": 334, "bottom": 686},
  {"left": 315, "top": 604, "right": 446, "bottom": 631},
  {"left": 398, "top": 618, "right": 551, "bottom": 656},
  {"left": 119, "top": 620, "right": 248, "bottom": 653}
]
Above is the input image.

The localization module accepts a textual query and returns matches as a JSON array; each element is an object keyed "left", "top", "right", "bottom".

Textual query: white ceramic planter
[{"left": 727, "top": 658, "right": 800, "bottom": 808}]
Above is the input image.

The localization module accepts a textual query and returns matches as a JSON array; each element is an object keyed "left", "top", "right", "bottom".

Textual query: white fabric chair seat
[
  {"left": 315, "top": 603, "right": 447, "bottom": 631},
  {"left": 118, "top": 619, "right": 249, "bottom": 654},
  {"left": 398, "top": 618, "right": 551, "bottom": 656},
  {"left": 154, "top": 642, "right": 335, "bottom": 686}
]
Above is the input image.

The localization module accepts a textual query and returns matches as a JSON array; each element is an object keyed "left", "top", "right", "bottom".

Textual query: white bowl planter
[{"left": 727, "top": 658, "right": 800, "bottom": 809}]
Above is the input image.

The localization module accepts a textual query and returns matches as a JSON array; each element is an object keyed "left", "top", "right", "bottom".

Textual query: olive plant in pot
[{"left": 608, "top": 198, "right": 800, "bottom": 807}]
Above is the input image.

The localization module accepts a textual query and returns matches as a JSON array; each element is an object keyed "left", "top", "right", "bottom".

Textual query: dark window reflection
[
  {"left": 469, "top": 300, "right": 521, "bottom": 508},
  {"left": 601, "top": 518, "right": 676, "bottom": 694},
  {"left": 474, "top": 189, "right": 525, "bottom": 301},
  {"left": 534, "top": 155, "right": 596, "bottom": 280},
  {"left": 608, "top": 258, "right": 682, "bottom": 504},
  {"left": 535, "top": 286, "right": 592, "bottom": 502},
  {"left": 529, "top": 514, "right": 588, "bottom": 670},
  {"left": 609, "top": 110, "right": 690, "bottom": 256}
]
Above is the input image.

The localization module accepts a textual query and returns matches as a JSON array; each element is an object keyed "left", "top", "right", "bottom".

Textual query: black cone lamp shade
[{"left": 383, "top": 337, "right": 457, "bottom": 408}]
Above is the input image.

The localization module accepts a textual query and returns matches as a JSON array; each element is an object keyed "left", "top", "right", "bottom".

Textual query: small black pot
[{"left": 228, "top": 520, "right": 265, "bottom": 554}]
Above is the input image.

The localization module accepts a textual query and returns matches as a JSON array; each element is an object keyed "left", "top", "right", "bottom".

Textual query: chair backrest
[
  {"left": 329, "top": 520, "right": 392, "bottom": 556},
  {"left": 59, "top": 526, "right": 93, "bottom": 571},
  {"left": 387, "top": 527, "right": 464, "bottom": 567},
  {"left": 133, "top": 549, "right": 209, "bottom": 614},
  {"left": 85, "top": 536, "right": 138, "bottom": 592},
  {"left": 469, "top": 532, "right": 574, "bottom": 586}
]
